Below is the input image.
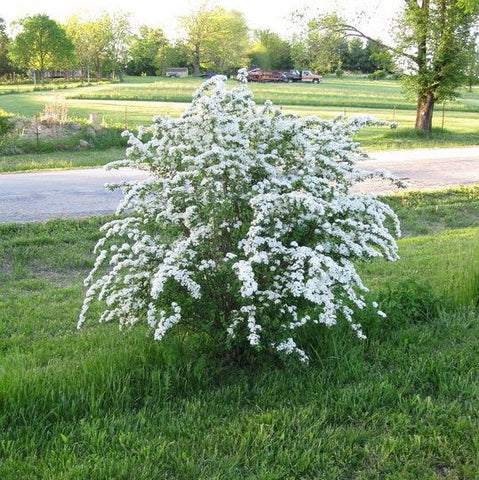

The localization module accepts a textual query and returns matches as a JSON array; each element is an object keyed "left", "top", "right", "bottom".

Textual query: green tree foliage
[
  {"left": 126, "top": 26, "right": 168, "bottom": 76},
  {"left": 396, "top": 0, "right": 479, "bottom": 134},
  {"left": 102, "top": 11, "right": 133, "bottom": 80},
  {"left": 65, "top": 11, "right": 132, "bottom": 81},
  {"left": 180, "top": 5, "right": 249, "bottom": 74},
  {"left": 291, "top": 13, "right": 395, "bottom": 75},
  {"left": 158, "top": 41, "right": 190, "bottom": 74},
  {"left": 364, "top": 40, "right": 396, "bottom": 73},
  {"left": 0, "top": 18, "right": 13, "bottom": 77},
  {"left": 248, "top": 30, "right": 292, "bottom": 70},
  {"left": 341, "top": 38, "right": 367, "bottom": 72},
  {"left": 299, "top": 2, "right": 478, "bottom": 135},
  {"left": 65, "top": 15, "right": 105, "bottom": 81},
  {"left": 292, "top": 14, "right": 344, "bottom": 73},
  {"left": 464, "top": 38, "right": 479, "bottom": 90},
  {"left": 9, "top": 14, "right": 74, "bottom": 84}
]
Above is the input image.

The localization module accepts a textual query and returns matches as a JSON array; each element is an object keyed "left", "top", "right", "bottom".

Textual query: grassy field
[
  {"left": 67, "top": 75, "right": 479, "bottom": 112},
  {"left": 0, "top": 186, "right": 478, "bottom": 478},
  {"left": 0, "top": 80, "right": 112, "bottom": 94},
  {"left": 0, "top": 75, "right": 478, "bottom": 158},
  {"left": 0, "top": 148, "right": 125, "bottom": 173}
]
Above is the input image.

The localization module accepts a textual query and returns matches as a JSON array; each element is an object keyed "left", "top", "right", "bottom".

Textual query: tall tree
[
  {"left": 102, "top": 11, "right": 133, "bottom": 80},
  {"left": 248, "top": 30, "right": 292, "bottom": 70},
  {"left": 0, "top": 18, "right": 12, "bottom": 77},
  {"left": 180, "top": 5, "right": 249, "bottom": 74},
  {"left": 127, "top": 25, "right": 168, "bottom": 76},
  {"left": 304, "top": 2, "right": 478, "bottom": 135},
  {"left": 341, "top": 38, "right": 367, "bottom": 72},
  {"left": 9, "top": 14, "right": 74, "bottom": 84},
  {"left": 291, "top": 13, "right": 345, "bottom": 73},
  {"left": 396, "top": 0, "right": 478, "bottom": 134},
  {"left": 65, "top": 14, "right": 105, "bottom": 81},
  {"left": 66, "top": 11, "right": 132, "bottom": 81},
  {"left": 464, "top": 37, "right": 479, "bottom": 90}
]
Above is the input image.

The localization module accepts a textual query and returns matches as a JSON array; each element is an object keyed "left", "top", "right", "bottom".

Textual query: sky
[{"left": 3, "top": 0, "right": 403, "bottom": 41}]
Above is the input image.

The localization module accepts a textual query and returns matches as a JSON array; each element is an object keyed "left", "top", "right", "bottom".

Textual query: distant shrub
[
  {"left": 0, "top": 108, "right": 14, "bottom": 138},
  {"left": 369, "top": 70, "right": 388, "bottom": 81}
]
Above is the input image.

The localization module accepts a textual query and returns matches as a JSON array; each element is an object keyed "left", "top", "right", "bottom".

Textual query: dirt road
[{"left": 0, "top": 146, "right": 478, "bottom": 223}]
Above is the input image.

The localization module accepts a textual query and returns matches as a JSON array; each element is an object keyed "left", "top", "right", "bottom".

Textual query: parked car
[{"left": 283, "top": 69, "right": 322, "bottom": 83}]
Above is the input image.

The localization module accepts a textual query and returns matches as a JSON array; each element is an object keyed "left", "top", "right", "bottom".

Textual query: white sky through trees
[{"left": 3, "top": 0, "right": 402, "bottom": 41}]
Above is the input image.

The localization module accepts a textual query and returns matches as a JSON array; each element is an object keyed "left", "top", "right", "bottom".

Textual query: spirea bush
[{"left": 78, "top": 75, "right": 401, "bottom": 363}]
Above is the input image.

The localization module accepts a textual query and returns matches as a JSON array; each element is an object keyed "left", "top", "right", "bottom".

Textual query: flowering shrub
[{"left": 78, "top": 76, "right": 401, "bottom": 363}]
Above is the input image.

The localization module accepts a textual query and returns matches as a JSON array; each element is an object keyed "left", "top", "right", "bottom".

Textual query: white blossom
[{"left": 78, "top": 75, "right": 400, "bottom": 363}]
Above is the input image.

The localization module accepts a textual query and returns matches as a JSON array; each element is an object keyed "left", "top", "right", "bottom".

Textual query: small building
[{"left": 165, "top": 67, "right": 189, "bottom": 78}]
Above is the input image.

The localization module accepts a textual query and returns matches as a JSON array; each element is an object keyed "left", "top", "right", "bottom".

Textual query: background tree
[
  {"left": 102, "top": 11, "right": 133, "bottom": 80},
  {"left": 126, "top": 25, "right": 168, "bottom": 76},
  {"left": 207, "top": 8, "right": 249, "bottom": 73},
  {"left": 301, "top": 1, "right": 478, "bottom": 135},
  {"left": 464, "top": 37, "right": 479, "bottom": 91},
  {"left": 0, "top": 18, "right": 13, "bottom": 78},
  {"left": 291, "top": 13, "right": 344, "bottom": 73},
  {"left": 364, "top": 40, "right": 396, "bottom": 73},
  {"left": 180, "top": 5, "right": 249, "bottom": 74},
  {"left": 248, "top": 30, "right": 292, "bottom": 70},
  {"left": 9, "top": 14, "right": 74, "bottom": 85},
  {"left": 65, "top": 14, "right": 102, "bottom": 82},
  {"left": 338, "top": 38, "right": 367, "bottom": 72},
  {"left": 65, "top": 11, "right": 132, "bottom": 81},
  {"left": 157, "top": 40, "right": 190, "bottom": 74},
  {"left": 395, "top": 0, "right": 478, "bottom": 134}
]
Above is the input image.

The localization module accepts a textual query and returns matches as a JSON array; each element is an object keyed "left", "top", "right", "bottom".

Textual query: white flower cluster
[{"left": 78, "top": 76, "right": 400, "bottom": 363}]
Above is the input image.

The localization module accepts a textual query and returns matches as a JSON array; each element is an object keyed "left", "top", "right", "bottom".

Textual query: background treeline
[{"left": 0, "top": 7, "right": 400, "bottom": 84}]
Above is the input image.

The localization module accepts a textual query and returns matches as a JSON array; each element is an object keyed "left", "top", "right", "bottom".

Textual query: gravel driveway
[{"left": 0, "top": 147, "right": 478, "bottom": 223}]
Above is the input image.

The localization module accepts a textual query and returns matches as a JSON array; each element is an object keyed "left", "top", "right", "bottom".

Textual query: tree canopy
[
  {"left": 248, "top": 30, "right": 292, "bottom": 70},
  {"left": 301, "top": 1, "right": 479, "bottom": 134},
  {"left": 180, "top": 5, "right": 249, "bottom": 75},
  {"left": 0, "top": 18, "right": 12, "bottom": 76},
  {"left": 126, "top": 26, "right": 168, "bottom": 76},
  {"left": 397, "top": 0, "right": 479, "bottom": 133},
  {"left": 9, "top": 14, "right": 74, "bottom": 84}
]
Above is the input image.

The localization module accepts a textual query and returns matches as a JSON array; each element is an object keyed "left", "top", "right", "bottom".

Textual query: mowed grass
[
  {"left": 0, "top": 187, "right": 478, "bottom": 478},
  {"left": 0, "top": 75, "right": 478, "bottom": 152},
  {"left": 0, "top": 147, "right": 125, "bottom": 173},
  {"left": 68, "top": 75, "right": 479, "bottom": 113},
  {"left": 0, "top": 83, "right": 478, "bottom": 172}
]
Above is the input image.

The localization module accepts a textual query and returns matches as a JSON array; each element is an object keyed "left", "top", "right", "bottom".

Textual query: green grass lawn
[
  {"left": 0, "top": 147, "right": 125, "bottom": 173},
  {"left": 0, "top": 187, "right": 478, "bottom": 478},
  {"left": 0, "top": 75, "right": 477, "bottom": 155},
  {"left": 66, "top": 75, "right": 479, "bottom": 113}
]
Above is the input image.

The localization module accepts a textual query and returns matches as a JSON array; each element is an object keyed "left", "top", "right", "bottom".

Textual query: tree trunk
[
  {"left": 415, "top": 91, "right": 435, "bottom": 135},
  {"left": 193, "top": 43, "right": 200, "bottom": 76}
]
